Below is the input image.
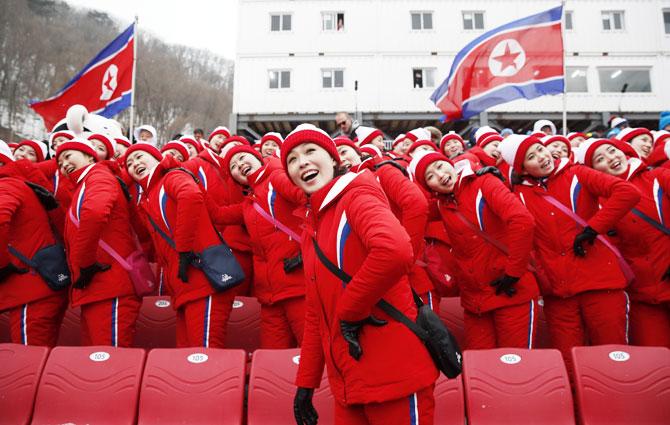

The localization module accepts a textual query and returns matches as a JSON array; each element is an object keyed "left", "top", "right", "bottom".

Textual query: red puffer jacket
[
  {"left": 63, "top": 162, "right": 136, "bottom": 306},
  {"left": 186, "top": 149, "right": 253, "bottom": 254},
  {"left": 355, "top": 158, "right": 433, "bottom": 294},
  {"left": 0, "top": 161, "right": 62, "bottom": 310},
  {"left": 33, "top": 158, "right": 72, "bottom": 238},
  {"left": 138, "top": 157, "right": 222, "bottom": 308},
  {"left": 209, "top": 159, "right": 306, "bottom": 305},
  {"left": 435, "top": 164, "right": 538, "bottom": 313},
  {"left": 608, "top": 159, "right": 670, "bottom": 304},
  {"left": 513, "top": 159, "right": 640, "bottom": 297},
  {"left": 295, "top": 170, "right": 437, "bottom": 405}
]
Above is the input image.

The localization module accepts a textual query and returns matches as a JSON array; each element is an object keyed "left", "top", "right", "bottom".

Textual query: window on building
[
  {"left": 270, "top": 13, "right": 291, "bottom": 31},
  {"left": 664, "top": 9, "right": 670, "bottom": 34},
  {"left": 413, "top": 68, "right": 435, "bottom": 88},
  {"left": 411, "top": 12, "right": 433, "bottom": 30},
  {"left": 601, "top": 11, "right": 624, "bottom": 31},
  {"left": 322, "top": 12, "right": 345, "bottom": 31},
  {"left": 269, "top": 70, "right": 291, "bottom": 89},
  {"left": 463, "top": 11, "right": 485, "bottom": 30},
  {"left": 598, "top": 68, "right": 651, "bottom": 93},
  {"left": 322, "top": 69, "right": 344, "bottom": 88},
  {"left": 566, "top": 67, "right": 588, "bottom": 92},
  {"left": 565, "top": 11, "right": 573, "bottom": 30}
]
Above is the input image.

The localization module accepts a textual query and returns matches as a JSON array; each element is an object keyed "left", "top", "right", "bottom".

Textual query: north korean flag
[
  {"left": 30, "top": 23, "right": 135, "bottom": 130},
  {"left": 431, "top": 6, "right": 564, "bottom": 121}
]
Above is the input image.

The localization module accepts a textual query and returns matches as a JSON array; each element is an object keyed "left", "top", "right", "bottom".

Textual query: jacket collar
[
  {"left": 200, "top": 148, "right": 221, "bottom": 168},
  {"left": 72, "top": 163, "right": 95, "bottom": 184},
  {"left": 624, "top": 157, "right": 645, "bottom": 181},
  {"left": 310, "top": 170, "right": 362, "bottom": 213}
]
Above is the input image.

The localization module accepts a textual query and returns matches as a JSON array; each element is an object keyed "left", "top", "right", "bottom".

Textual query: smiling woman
[{"left": 282, "top": 124, "right": 439, "bottom": 424}]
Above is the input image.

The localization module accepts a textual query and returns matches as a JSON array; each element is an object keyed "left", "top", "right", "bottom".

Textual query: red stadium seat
[
  {"left": 463, "top": 348, "right": 574, "bottom": 424},
  {"left": 438, "top": 297, "right": 465, "bottom": 347},
  {"left": 56, "top": 306, "right": 81, "bottom": 346},
  {"left": 248, "top": 348, "right": 334, "bottom": 425},
  {"left": 0, "top": 311, "right": 10, "bottom": 343},
  {"left": 133, "top": 296, "right": 176, "bottom": 349},
  {"left": 434, "top": 374, "right": 465, "bottom": 425},
  {"left": 225, "top": 296, "right": 261, "bottom": 353},
  {"left": 571, "top": 344, "right": 670, "bottom": 425},
  {"left": 138, "top": 348, "right": 246, "bottom": 425},
  {"left": 31, "top": 346, "right": 146, "bottom": 425},
  {"left": 0, "top": 344, "right": 49, "bottom": 425}
]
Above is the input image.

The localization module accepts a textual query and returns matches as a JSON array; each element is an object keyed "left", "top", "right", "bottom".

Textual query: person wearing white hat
[
  {"left": 576, "top": 137, "right": 670, "bottom": 348},
  {"left": 14, "top": 140, "right": 48, "bottom": 163},
  {"left": 134, "top": 124, "right": 158, "bottom": 146},
  {"left": 0, "top": 140, "right": 69, "bottom": 346},
  {"left": 532, "top": 120, "right": 557, "bottom": 136},
  {"left": 355, "top": 126, "right": 385, "bottom": 150},
  {"left": 499, "top": 134, "right": 640, "bottom": 370}
]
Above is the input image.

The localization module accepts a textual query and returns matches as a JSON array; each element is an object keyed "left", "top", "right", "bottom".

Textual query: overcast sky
[{"left": 65, "top": 0, "right": 239, "bottom": 59}]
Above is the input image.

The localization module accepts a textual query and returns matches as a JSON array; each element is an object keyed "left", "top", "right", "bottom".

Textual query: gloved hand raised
[
  {"left": 0, "top": 263, "right": 29, "bottom": 283},
  {"left": 340, "top": 315, "right": 387, "bottom": 360},
  {"left": 74, "top": 262, "right": 110, "bottom": 289},
  {"left": 573, "top": 226, "right": 598, "bottom": 257},
  {"left": 178, "top": 251, "right": 197, "bottom": 283},
  {"left": 490, "top": 274, "right": 520, "bottom": 297},
  {"left": 475, "top": 166, "right": 505, "bottom": 182},
  {"left": 293, "top": 387, "right": 318, "bottom": 425}
]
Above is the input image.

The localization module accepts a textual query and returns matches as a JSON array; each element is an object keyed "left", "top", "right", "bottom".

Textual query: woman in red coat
[
  {"left": 56, "top": 139, "right": 141, "bottom": 347},
  {"left": 335, "top": 138, "right": 438, "bottom": 309},
  {"left": 411, "top": 151, "right": 540, "bottom": 349},
  {"left": 0, "top": 144, "right": 68, "bottom": 346},
  {"left": 499, "top": 134, "right": 640, "bottom": 368},
  {"left": 209, "top": 145, "right": 306, "bottom": 349},
  {"left": 285, "top": 124, "right": 437, "bottom": 425},
  {"left": 124, "top": 144, "right": 238, "bottom": 348},
  {"left": 577, "top": 138, "right": 670, "bottom": 348}
]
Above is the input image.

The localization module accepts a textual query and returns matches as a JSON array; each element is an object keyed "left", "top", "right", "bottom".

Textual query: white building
[{"left": 233, "top": 0, "right": 670, "bottom": 138}]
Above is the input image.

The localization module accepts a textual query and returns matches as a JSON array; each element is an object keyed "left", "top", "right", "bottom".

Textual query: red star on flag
[{"left": 493, "top": 42, "right": 521, "bottom": 72}]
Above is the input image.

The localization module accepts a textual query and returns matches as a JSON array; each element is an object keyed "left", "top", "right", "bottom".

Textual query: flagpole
[
  {"left": 129, "top": 15, "right": 138, "bottom": 142},
  {"left": 561, "top": 1, "right": 567, "bottom": 135}
]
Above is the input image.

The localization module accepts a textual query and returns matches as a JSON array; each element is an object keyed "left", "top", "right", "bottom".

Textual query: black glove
[
  {"left": 178, "top": 251, "right": 197, "bottom": 283},
  {"left": 25, "top": 181, "right": 59, "bottom": 211},
  {"left": 475, "top": 166, "right": 505, "bottom": 182},
  {"left": 340, "top": 315, "right": 387, "bottom": 361},
  {"left": 573, "top": 226, "right": 598, "bottom": 257},
  {"left": 490, "top": 274, "right": 520, "bottom": 297},
  {"left": 283, "top": 253, "right": 303, "bottom": 273},
  {"left": 293, "top": 387, "right": 318, "bottom": 425},
  {"left": 662, "top": 265, "right": 670, "bottom": 281},
  {"left": 0, "top": 263, "right": 29, "bottom": 282},
  {"left": 73, "top": 262, "right": 110, "bottom": 289}
]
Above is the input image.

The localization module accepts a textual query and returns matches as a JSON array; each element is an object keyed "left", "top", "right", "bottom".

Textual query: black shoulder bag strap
[
  {"left": 7, "top": 246, "right": 37, "bottom": 268},
  {"left": 631, "top": 208, "right": 670, "bottom": 236},
  {"left": 311, "top": 237, "right": 429, "bottom": 340}
]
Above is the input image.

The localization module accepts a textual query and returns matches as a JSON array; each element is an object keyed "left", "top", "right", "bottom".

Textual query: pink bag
[{"left": 69, "top": 211, "right": 156, "bottom": 297}]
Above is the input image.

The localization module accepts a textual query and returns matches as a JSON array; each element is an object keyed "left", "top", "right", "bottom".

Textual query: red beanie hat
[
  {"left": 334, "top": 136, "right": 361, "bottom": 155},
  {"left": 407, "top": 139, "right": 436, "bottom": 156},
  {"left": 49, "top": 130, "right": 75, "bottom": 147},
  {"left": 56, "top": 138, "right": 99, "bottom": 162},
  {"left": 575, "top": 138, "right": 639, "bottom": 168},
  {"left": 179, "top": 136, "right": 204, "bottom": 153},
  {"left": 0, "top": 141, "right": 15, "bottom": 163},
  {"left": 541, "top": 135, "right": 572, "bottom": 156},
  {"left": 260, "top": 132, "right": 283, "bottom": 148},
  {"left": 123, "top": 143, "right": 163, "bottom": 165},
  {"left": 115, "top": 136, "right": 131, "bottom": 148},
  {"left": 208, "top": 126, "right": 231, "bottom": 141},
  {"left": 411, "top": 151, "right": 453, "bottom": 192},
  {"left": 499, "top": 134, "right": 543, "bottom": 174},
  {"left": 440, "top": 133, "right": 465, "bottom": 153},
  {"left": 615, "top": 127, "right": 653, "bottom": 145},
  {"left": 161, "top": 141, "right": 190, "bottom": 161},
  {"left": 477, "top": 133, "right": 503, "bottom": 149},
  {"left": 281, "top": 124, "right": 339, "bottom": 172},
  {"left": 17, "top": 139, "right": 48, "bottom": 162},
  {"left": 393, "top": 134, "right": 406, "bottom": 148},
  {"left": 222, "top": 144, "right": 263, "bottom": 176},
  {"left": 360, "top": 144, "right": 383, "bottom": 158},
  {"left": 567, "top": 132, "right": 587, "bottom": 142},
  {"left": 87, "top": 133, "right": 116, "bottom": 160},
  {"left": 222, "top": 135, "right": 251, "bottom": 150}
]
